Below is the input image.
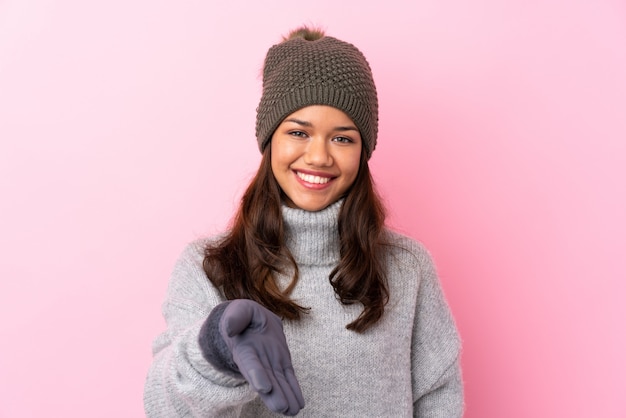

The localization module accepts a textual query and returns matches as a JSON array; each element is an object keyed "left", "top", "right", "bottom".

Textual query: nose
[{"left": 303, "top": 137, "right": 333, "bottom": 166}]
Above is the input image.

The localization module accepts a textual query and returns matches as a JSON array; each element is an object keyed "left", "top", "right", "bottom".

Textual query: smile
[{"left": 296, "top": 171, "right": 332, "bottom": 184}]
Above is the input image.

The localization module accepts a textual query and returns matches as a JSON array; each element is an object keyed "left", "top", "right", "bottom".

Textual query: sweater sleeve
[
  {"left": 410, "top": 246, "right": 464, "bottom": 417},
  {"left": 143, "top": 241, "right": 256, "bottom": 417}
]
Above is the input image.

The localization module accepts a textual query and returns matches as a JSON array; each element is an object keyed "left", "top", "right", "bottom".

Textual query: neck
[{"left": 282, "top": 200, "right": 342, "bottom": 266}]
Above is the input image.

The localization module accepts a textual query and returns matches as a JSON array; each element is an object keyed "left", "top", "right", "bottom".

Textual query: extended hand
[{"left": 220, "top": 299, "right": 305, "bottom": 416}]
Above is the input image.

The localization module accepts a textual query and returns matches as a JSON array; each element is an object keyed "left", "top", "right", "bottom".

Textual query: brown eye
[
  {"left": 289, "top": 131, "right": 308, "bottom": 138},
  {"left": 332, "top": 136, "right": 352, "bottom": 143}
]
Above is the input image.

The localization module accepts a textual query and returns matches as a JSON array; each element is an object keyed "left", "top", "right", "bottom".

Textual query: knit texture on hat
[{"left": 256, "top": 35, "right": 378, "bottom": 158}]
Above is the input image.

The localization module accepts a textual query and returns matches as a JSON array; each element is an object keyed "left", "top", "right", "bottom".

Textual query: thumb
[{"left": 221, "top": 300, "right": 255, "bottom": 337}]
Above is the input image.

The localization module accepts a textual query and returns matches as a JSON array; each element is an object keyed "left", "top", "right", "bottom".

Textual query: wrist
[{"left": 198, "top": 301, "right": 242, "bottom": 378}]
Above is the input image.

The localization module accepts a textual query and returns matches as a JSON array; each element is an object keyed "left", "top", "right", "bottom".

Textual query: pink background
[{"left": 1, "top": 0, "right": 625, "bottom": 416}]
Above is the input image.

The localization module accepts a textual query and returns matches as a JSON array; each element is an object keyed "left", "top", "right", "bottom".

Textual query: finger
[
  {"left": 232, "top": 346, "right": 272, "bottom": 393},
  {"left": 284, "top": 367, "right": 305, "bottom": 409},
  {"left": 258, "top": 374, "right": 290, "bottom": 415},
  {"left": 273, "top": 368, "right": 304, "bottom": 415},
  {"left": 221, "top": 300, "right": 254, "bottom": 337},
  {"left": 241, "top": 365, "right": 273, "bottom": 394}
]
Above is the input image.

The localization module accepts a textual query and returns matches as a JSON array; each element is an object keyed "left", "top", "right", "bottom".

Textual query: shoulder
[
  {"left": 383, "top": 229, "right": 436, "bottom": 272},
  {"left": 166, "top": 235, "right": 227, "bottom": 298},
  {"left": 170, "top": 239, "right": 207, "bottom": 277},
  {"left": 176, "top": 233, "right": 228, "bottom": 267}
]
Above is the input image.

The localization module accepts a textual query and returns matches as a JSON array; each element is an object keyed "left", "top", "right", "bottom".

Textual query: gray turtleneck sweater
[{"left": 144, "top": 201, "right": 463, "bottom": 417}]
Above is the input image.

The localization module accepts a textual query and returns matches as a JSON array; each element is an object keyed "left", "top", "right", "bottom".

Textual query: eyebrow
[{"left": 283, "top": 118, "right": 359, "bottom": 132}]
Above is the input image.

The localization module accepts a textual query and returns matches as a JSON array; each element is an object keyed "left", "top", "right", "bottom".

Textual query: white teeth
[{"left": 297, "top": 172, "right": 330, "bottom": 184}]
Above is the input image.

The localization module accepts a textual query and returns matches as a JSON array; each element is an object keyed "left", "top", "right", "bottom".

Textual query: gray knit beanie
[{"left": 256, "top": 28, "right": 379, "bottom": 159}]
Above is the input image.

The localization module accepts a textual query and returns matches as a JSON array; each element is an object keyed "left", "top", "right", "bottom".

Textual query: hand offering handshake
[{"left": 220, "top": 299, "right": 305, "bottom": 416}]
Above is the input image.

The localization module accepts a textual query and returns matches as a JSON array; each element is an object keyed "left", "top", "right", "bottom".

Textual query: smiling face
[{"left": 270, "top": 105, "right": 363, "bottom": 211}]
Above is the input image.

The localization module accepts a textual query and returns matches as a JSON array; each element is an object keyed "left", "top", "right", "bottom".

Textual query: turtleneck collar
[{"left": 281, "top": 199, "right": 342, "bottom": 266}]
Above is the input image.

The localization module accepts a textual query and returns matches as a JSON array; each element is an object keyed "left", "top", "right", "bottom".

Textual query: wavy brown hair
[{"left": 203, "top": 147, "right": 389, "bottom": 332}]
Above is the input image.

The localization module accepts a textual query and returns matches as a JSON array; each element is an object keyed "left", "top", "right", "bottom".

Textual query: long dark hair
[{"left": 203, "top": 147, "right": 389, "bottom": 332}]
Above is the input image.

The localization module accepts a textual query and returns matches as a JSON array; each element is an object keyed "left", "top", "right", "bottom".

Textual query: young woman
[{"left": 144, "top": 27, "right": 463, "bottom": 417}]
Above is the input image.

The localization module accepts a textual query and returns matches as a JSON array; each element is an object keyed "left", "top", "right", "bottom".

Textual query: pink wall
[{"left": 1, "top": 1, "right": 625, "bottom": 416}]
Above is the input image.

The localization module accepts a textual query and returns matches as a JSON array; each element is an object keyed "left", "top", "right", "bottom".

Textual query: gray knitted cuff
[{"left": 198, "top": 301, "right": 242, "bottom": 379}]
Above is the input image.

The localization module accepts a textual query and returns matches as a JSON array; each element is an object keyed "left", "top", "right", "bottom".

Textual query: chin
[
  {"left": 297, "top": 203, "right": 327, "bottom": 212},
  {"left": 291, "top": 198, "right": 333, "bottom": 212}
]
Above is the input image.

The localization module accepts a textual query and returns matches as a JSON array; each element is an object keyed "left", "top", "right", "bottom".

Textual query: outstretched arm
[{"left": 143, "top": 241, "right": 254, "bottom": 417}]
